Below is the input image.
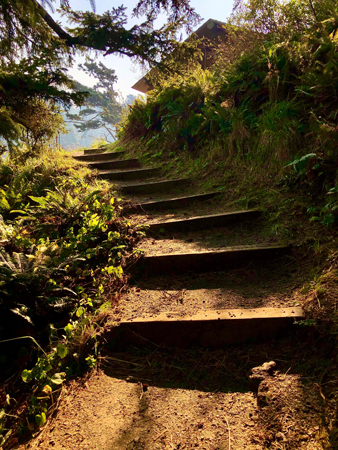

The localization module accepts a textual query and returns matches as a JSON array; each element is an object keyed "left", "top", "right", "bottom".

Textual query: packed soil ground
[{"left": 17, "top": 335, "right": 335, "bottom": 450}]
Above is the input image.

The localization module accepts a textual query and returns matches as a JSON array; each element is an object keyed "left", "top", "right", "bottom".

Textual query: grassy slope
[{"left": 109, "top": 129, "right": 338, "bottom": 446}]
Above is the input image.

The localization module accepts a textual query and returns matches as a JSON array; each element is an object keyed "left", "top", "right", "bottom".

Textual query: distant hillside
[
  {"left": 60, "top": 108, "right": 114, "bottom": 150},
  {"left": 60, "top": 94, "right": 137, "bottom": 150},
  {"left": 60, "top": 121, "right": 111, "bottom": 150}
]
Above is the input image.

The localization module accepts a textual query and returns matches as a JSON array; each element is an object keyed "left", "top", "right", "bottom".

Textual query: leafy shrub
[
  {"left": 0, "top": 148, "right": 141, "bottom": 435},
  {"left": 0, "top": 149, "right": 93, "bottom": 218},
  {"left": 13, "top": 100, "right": 67, "bottom": 158},
  {"left": 0, "top": 171, "right": 135, "bottom": 341},
  {"left": 119, "top": 69, "right": 221, "bottom": 151}
]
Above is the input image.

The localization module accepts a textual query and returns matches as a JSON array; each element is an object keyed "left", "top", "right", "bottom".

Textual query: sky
[{"left": 54, "top": 0, "right": 235, "bottom": 99}]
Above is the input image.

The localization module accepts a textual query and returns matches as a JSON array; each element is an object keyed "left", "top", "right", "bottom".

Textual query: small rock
[
  {"left": 257, "top": 381, "right": 270, "bottom": 407},
  {"left": 249, "top": 361, "right": 276, "bottom": 392},
  {"left": 276, "top": 432, "right": 286, "bottom": 441}
]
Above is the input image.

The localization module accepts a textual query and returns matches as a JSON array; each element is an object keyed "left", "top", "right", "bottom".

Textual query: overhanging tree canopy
[
  {"left": 0, "top": 0, "right": 199, "bottom": 151},
  {"left": 1, "top": 0, "right": 200, "bottom": 62}
]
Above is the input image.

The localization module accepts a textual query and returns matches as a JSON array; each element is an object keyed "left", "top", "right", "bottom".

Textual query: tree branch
[
  {"left": 30, "top": 0, "right": 193, "bottom": 64},
  {"left": 32, "top": 0, "right": 79, "bottom": 46},
  {"left": 103, "top": 125, "right": 116, "bottom": 139},
  {"left": 308, "top": 0, "right": 318, "bottom": 21},
  {"left": 33, "top": 0, "right": 155, "bottom": 56}
]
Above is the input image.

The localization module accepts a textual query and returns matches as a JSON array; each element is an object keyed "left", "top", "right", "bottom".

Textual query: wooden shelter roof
[{"left": 131, "top": 19, "right": 226, "bottom": 94}]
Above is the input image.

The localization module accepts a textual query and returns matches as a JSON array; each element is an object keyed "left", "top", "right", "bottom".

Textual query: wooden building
[{"left": 131, "top": 18, "right": 226, "bottom": 94}]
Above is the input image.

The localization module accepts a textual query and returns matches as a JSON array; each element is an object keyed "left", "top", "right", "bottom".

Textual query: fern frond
[
  {"left": 13, "top": 252, "right": 23, "bottom": 272},
  {"left": 0, "top": 251, "right": 41, "bottom": 274},
  {"left": 0, "top": 251, "right": 16, "bottom": 271},
  {"left": 10, "top": 307, "right": 34, "bottom": 325}
]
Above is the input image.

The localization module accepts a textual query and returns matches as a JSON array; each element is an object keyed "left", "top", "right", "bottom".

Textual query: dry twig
[{"left": 224, "top": 415, "right": 231, "bottom": 450}]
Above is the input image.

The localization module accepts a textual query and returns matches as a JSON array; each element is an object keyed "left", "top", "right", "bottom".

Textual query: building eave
[{"left": 132, "top": 19, "right": 226, "bottom": 94}]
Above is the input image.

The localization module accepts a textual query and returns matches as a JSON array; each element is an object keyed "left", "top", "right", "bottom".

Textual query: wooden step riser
[
  {"left": 83, "top": 146, "right": 109, "bottom": 154},
  {"left": 90, "top": 159, "right": 141, "bottom": 170},
  {"left": 121, "top": 179, "right": 189, "bottom": 195},
  {"left": 73, "top": 152, "right": 125, "bottom": 162},
  {"left": 140, "top": 246, "right": 290, "bottom": 275},
  {"left": 148, "top": 210, "right": 262, "bottom": 234},
  {"left": 98, "top": 168, "right": 161, "bottom": 182},
  {"left": 109, "top": 307, "right": 304, "bottom": 348},
  {"left": 126, "top": 192, "right": 221, "bottom": 212}
]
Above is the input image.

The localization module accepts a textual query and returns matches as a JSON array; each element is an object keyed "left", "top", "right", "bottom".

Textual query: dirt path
[
  {"left": 29, "top": 371, "right": 260, "bottom": 450},
  {"left": 23, "top": 366, "right": 327, "bottom": 450}
]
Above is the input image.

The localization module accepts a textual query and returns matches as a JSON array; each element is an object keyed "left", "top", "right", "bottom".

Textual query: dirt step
[
  {"left": 35, "top": 338, "right": 326, "bottom": 450},
  {"left": 126, "top": 191, "right": 221, "bottom": 212},
  {"left": 37, "top": 370, "right": 263, "bottom": 449},
  {"left": 121, "top": 178, "right": 189, "bottom": 195},
  {"left": 83, "top": 146, "right": 109, "bottom": 155},
  {"left": 120, "top": 287, "right": 297, "bottom": 320},
  {"left": 73, "top": 151, "right": 125, "bottom": 162},
  {"left": 139, "top": 245, "right": 290, "bottom": 275},
  {"left": 97, "top": 167, "right": 161, "bottom": 182},
  {"left": 121, "top": 253, "right": 305, "bottom": 321},
  {"left": 89, "top": 158, "right": 141, "bottom": 171},
  {"left": 139, "top": 220, "right": 279, "bottom": 255},
  {"left": 147, "top": 209, "right": 261, "bottom": 233},
  {"left": 111, "top": 307, "right": 304, "bottom": 348}
]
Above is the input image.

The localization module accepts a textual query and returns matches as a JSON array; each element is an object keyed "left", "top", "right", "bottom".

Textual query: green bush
[{"left": 0, "top": 149, "right": 94, "bottom": 218}]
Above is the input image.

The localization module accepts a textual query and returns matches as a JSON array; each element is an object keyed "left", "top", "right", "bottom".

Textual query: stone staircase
[{"left": 74, "top": 146, "right": 304, "bottom": 349}]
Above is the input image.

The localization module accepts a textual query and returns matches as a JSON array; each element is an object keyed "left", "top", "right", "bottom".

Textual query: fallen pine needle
[
  {"left": 154, "top": 430, "right": 166, "bottom": 442},
  {"left": 101, "top": 356, "right": 144, "bottom": 367}
]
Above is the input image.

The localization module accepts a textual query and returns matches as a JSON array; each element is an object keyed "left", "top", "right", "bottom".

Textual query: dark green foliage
[
  {"left": 232, "top": 0, "right": 338, "bottom": 37},
  {"left": 0, "top": 57, "right": 86, "bottom": 109},
  {"left": 40, "top": 1, "right": 96, "bottom": 13},
  {"left": 0, "top": 151, "right": 140, "bottom": 371},
  {"left": 0, "top": 0, "right": 199, "bottom": 61},
  {"left": 0, "top": 53, "right": 87, "bottom": 152},
  {"left": 119, "top": 69, "right": 219, "bottom": 149}
]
